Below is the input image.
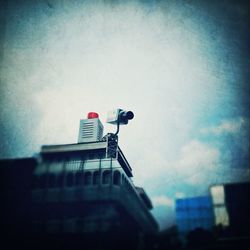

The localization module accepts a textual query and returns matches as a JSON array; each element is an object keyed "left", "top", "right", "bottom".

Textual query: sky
[{"left": 0, "top": 0, "right": 249, "bottom": 230}]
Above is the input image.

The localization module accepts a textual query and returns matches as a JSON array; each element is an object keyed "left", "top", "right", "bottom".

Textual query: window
[
  {"left": 93, "top": 171, "right": 100, "bottom": 185},
  {"left": 66, "top": 172, "right": 74, "bottom": 187},
  {"left": 48, "top": 173, "right": 56, "bottom": 188},
  {"left": 56, "top": 173, "right": 65, "bottom": 188},
  {"left": 214, "top": 207, "right": 229, "bottom": 226},
  {"left": 84, "top": 172, "right": 92, "bottom": 186},
  {"left": 211, "top": 185, "right": 225, "bottom": 205},
  {"left": 113, "top": 171, "right": 121, "bottom": 186},
  {"left": 102, "top": 170, "right": 111, "bottom": 185},
  {"left": 75, "top": 172, "right": 84, "bottom": 186}
]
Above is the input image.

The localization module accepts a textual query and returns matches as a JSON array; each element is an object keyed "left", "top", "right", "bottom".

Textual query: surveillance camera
[
  {"left": 119, "top": 110, "right": 134, "bottom": 124},
  {"left": 107, "top": 109, "right": 134, "bottom": 125}
]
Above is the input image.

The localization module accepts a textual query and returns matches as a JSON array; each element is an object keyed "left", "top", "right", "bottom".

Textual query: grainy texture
[{"left": 0, "top": 0, "right": 249, "bottom": 230}]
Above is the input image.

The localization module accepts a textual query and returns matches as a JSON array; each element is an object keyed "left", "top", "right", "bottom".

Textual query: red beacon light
[{"left": 87, "top": 112, "right": 99, "bottom": 119}]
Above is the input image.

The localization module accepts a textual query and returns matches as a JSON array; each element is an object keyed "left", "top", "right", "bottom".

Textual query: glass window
[
  {"left": 34, "top": 163, "right": 47, "bottom": 175},
  {"left": 211, "top": 185, "right": 225, "bottom": 205},
  {"left": 49, "top": 161, "right": 63, "bottom": 173},
  {"left": 214, "top": 206, "right": 229, "bottom": 226},
  {"left": 66, "top": 172, "right": 74, "bottom": 187},
  {"left": 84, "top": 172, "right": 92, "bottom": 185},
  {"left": 100, "top": 159, "right": 112, "bottom": 169},
  {"left": 110, "top": 160, "right": 121, "bottom": 169},
  {"left": 56, "top": 173, "right": 65, "bottom": 187},
  {"left": 75, "top": 172, "right": 84, "bottom": 186},
  {"left": 84, "top": 160, "right": 99, "bottom": 170},
  {"left": 48, "top": 173, "right": 56, "bottom": 188},
  {"left": 113, "top": 171, "right": 121, "bottom": 185},
  {"left": 65, "top": 160, "right": 81, "bottom": 172},
  {"left": 102, "top": 170, "right": 111, "bottom": 185},
  {"left": 93, "top": 171, "right": 100, "bottom": 185}
]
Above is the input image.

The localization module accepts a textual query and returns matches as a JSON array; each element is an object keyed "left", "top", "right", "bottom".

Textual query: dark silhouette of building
[
  {"left": 0, "top": 158, "right": 36, "bottom": 236},
  {"left": 210, "top": 182, "right": 250, "bottom": 237},
  {"left": 0, "top": 112, "right": 158, "bottom": 250},
  {"left": 174, "top": 184, "right": 250, "bottom": 249}
]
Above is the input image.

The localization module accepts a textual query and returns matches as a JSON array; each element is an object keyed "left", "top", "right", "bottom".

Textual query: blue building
[{"left": 175, "top": 196, "right": 214, "bottom": 235}]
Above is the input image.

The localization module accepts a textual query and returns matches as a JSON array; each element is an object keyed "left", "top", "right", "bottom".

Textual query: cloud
[
  {"left": 1, "top": 0, "right": 249, "bottom": 232},
  {"left": 152, "top": 195, "right": 174, "bottom": 208},
  {"left": 177, "top": 140, "right": 220, "bottom": 172},
  {"left": 173, "top": 140, "right": 221, "bottom": 186},
  {"left": 200, "top": 117, "right": 250, "bottom": 170},
  {"left": 200, "top": 117, "right": 249, "bottom": 136},
  {"left": 133, "top": 139, "right": 222, "bottom": 193},
  {"left": 133, "top": 149, "right": 171, "bottom": 183},
  {"left": 174, "top": 138, "right": 250, "bottom": 187}
]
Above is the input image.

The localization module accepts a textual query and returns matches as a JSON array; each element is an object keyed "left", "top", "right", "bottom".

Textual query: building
[
  {"left": 0, "top": 112, "right": 158, "bottom": 250},
  {"left": 210, "top": 182, "right": 250, "bottom": 237},
  {"left": 175, "top": 196, "right": 214, "bottom": 236},
  {"left": 174, "top": 183, "right": 250, "bottom": 248},
  {"left": 0, "top": 157, "right": 37, "bottom": 236}
]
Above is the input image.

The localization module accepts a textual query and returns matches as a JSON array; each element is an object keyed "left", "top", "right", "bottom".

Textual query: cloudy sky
[{"left": 0, "top": 0, "right": 249, "bottom": 229}]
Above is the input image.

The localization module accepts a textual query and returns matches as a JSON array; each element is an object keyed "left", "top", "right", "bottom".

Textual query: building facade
[
  {"left": 1, "top": 113, "right": 158, "bottom": 249},
  {"left": 175, "top": 196, "right": 214, "bottom": 236},
  {"left": 210, "top": 182, "right": 250, "bottom": 237}
]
